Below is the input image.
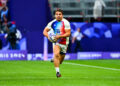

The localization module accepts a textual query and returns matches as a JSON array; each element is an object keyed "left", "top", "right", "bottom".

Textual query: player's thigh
[{"left": 53, "top": 44, "right": 60, "bottom": 55}]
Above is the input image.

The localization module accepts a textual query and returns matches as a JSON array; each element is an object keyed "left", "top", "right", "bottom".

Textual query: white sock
[{"left": 55, "top": 67, "right": 60, "bottom": 73}]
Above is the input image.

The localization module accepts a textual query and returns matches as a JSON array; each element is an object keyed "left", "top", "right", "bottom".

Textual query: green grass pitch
[{"left": 0, "top": 60, "right": 120, "bottom": 86}]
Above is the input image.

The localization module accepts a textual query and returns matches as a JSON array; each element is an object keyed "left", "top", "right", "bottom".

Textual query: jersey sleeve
[
  {"left": 45, "top": 21, "right": 52, "bottom": 30},
  {"left": 46, "top": 19, "right": 56, "bottom": 30},
  {"left": 64, "top": 20, "right": 71, "bottom": 30}
]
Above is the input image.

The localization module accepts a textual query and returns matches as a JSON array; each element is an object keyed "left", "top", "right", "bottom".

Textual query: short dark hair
[{"left": 54, "top": 8, "right": 63, "bottom": 15}]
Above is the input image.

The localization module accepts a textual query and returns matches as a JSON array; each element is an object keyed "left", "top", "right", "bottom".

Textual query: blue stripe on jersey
[{"left": 51, "top": 21, "right": 63, "bottom": 35}]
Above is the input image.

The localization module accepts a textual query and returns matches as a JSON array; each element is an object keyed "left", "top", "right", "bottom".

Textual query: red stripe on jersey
[
  {"left": 59, "top": 21, "right": 67, "bottom": 45},
  {"left": 0, "top": 2, "right": 2, "bottom": 6}
]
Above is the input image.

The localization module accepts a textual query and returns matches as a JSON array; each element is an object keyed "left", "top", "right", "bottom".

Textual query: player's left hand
[{"left": 55, "top": 35, "right": 61, "bottom": 39}]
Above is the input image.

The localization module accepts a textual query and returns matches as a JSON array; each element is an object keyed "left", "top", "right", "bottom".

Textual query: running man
[{"left": 43, "top": 9, "right": 71, "bottom": 78}]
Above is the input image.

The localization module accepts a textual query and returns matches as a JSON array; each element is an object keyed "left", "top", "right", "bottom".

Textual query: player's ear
[{"left": 54, "top": 15, "right": 56, "bottom": 18}]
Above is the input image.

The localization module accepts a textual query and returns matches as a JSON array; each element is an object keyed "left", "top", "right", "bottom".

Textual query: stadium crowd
[{"left": 0, "top": 0, "right": 22, "bottom": 50}]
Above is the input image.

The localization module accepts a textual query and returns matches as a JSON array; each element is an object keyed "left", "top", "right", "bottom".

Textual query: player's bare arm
[
  {"left": 55, "top": 29, "right": 71, "bottom": 39},
  {"left": 43, "top": 28, "right": 50, "bottom": 38},
  {"left": 43, "top": 27, "right": 58, "bottom": 42}
]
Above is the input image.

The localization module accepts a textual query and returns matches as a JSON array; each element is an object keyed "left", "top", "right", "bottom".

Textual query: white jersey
[
  {"left": 73, "top": 31, "right": 83, "bottom": 41},
  {"left": 46, "top": 18, "right": 71, "bottom": 45}
]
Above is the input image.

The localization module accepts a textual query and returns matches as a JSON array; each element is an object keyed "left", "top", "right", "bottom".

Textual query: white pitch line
[
  {"left": 0, "top": 76, "right": 70, "bottom": 80},
  {"left": 64, "top": 62, "right": 120, "bottom": 71}
]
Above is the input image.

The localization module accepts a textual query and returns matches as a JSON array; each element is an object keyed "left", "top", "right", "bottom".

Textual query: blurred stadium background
[{"left": 0, "top": 0, "right": 120, "bottom": 86}]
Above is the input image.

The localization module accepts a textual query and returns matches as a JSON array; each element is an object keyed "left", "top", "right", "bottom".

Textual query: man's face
[
  {"left": 55, "top": 11, "right": 63, "bottom": 21},
  {"left": 77, "top": 28, "right": 80, "bottom": 32}
]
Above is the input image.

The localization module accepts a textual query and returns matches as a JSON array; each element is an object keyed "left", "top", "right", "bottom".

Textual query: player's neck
[{"left": 56, "top": 18, "right": 63, "bottom": 22}]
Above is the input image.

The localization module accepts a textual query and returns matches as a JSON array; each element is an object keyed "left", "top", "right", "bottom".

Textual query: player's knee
[
  {"left": 54, "top": 53, "right": 59, "bottom": 57},
  {"left": 54, "top": 52, "right": 60, "bottom": 58}
]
